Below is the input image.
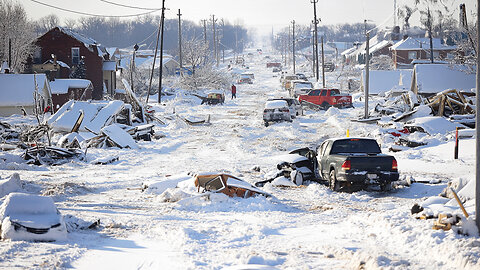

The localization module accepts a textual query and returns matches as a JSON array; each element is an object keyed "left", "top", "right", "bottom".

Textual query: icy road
[{"left": 1, "top": 54, "right": 479, "bottom": 269}]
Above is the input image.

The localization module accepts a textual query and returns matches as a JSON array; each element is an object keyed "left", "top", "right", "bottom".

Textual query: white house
[
  {"left": 410, "top": 64, "right": 475, "bottom": 96},
  {"left": 361, "top": 69, "right": 413, "bottom": 95},
  {"left": 0, "top": 74, "right": 53, "bottom": 117}
]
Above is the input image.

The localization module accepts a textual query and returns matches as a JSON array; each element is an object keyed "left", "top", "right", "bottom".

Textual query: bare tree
[
  {"left": 34, "top": 14, "right": 59, "bottom": 35},
  {"left": 0, "top": 0, "right": 36, "bottom": 73},
  {"left": 182, "top": 37, "right": 209, "bottom": 76}
]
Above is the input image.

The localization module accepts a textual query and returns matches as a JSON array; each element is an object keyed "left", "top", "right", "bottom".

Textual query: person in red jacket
[{"left": 231, "top": 84, "right": 237, "bottom": 99}]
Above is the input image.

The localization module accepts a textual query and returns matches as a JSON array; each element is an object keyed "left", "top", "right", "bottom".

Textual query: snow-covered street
[{"left": 1, "top": 53, "right": 480, "bottom": 269}]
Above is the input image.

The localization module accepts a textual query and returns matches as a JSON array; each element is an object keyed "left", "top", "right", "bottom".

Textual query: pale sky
[{"left": 23, "top": 0, "right": 477, "bottom": 34}]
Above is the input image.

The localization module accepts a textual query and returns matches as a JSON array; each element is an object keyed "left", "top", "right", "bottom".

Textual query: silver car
[
  {"left": 263, "top": 100, "right": 292, "bottom": 126},
  {"left": 268, "top": 98, "right": 303, "bottom": 118}
]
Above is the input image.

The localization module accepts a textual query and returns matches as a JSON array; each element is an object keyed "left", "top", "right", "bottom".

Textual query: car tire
[
  {"left": 380, "top": 181, "right": 393, "bottom": 192},
  {"left": 264, "top": 121, "right": 269, "bottom": 127},
  {"left": 329, "top": 169, "right": 340, "bottom": 191},
  {"left": 321, "top": 102, "right": 330, "bottom": 110},
  {"left": 291, "top": 170, "right": 304, "bottom": 186}
]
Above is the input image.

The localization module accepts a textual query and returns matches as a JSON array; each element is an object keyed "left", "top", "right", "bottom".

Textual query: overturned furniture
[{"left": 194, "top": 173, "right": 270, "bottom": 198}]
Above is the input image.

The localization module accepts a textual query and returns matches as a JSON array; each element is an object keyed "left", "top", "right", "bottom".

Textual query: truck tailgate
[{"left": 348, "top": 155, "right": 394, "bottom": 171}]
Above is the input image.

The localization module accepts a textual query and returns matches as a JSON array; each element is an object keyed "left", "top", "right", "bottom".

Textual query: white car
[
  {"left": 263, "top": 100, "right": 292, "bottom": 126},
  {"left": 290, "top": 80, "right": 313, "bottom": 97},
  {"left": 268, "top": 98, "right": 303, "bottom": 118},
  {"left": 0, "top": 193, "right": 67, "bottom": 241}
]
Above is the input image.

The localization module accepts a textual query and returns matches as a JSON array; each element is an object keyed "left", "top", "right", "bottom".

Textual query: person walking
[{"left": 231, "top": 84, "right": 237, "bottom": 99}]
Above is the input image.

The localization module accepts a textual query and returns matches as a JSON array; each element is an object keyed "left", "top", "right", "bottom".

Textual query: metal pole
[
  {"left": 321, "top": 35, "right": 325, "bottom": 88},
  {"left": 365, "top": 32, "right": 370, "bottom": 119},
  {"left": 292, "top": 20, "right": 296, "bottom": 74},
  {"left": 158, "top": 0, "right": 166, "bottom": 104},
  {"left": 178, "top": 9, "right": 182, "bottom": 74},
  {"left": 146, "top": 18, "right": 162, "bottom": 104},
  {"left": 312, "top": 0, "right": 320, "bottom": 82},
  {"left": 475, "top": 0, "right": 480, "bottom": 232}
]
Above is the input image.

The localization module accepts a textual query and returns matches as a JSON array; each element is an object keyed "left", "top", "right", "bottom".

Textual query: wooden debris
[
  {"left": 426, "top": 89, "right": 474, "bottom": 117},
  {"left": 23, "top": 146, "right": 86, "bottom": 165}
]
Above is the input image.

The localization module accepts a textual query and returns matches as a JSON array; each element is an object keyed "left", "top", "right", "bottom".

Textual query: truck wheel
[
  {"left": 329, "top": 169, "right": 340, "bottom": 191},
  {"left": 321, "top": 102, "right": 330, "bottom": 110},
  {"left": 380, "top": 181, "right": 393, "bottom": 192},
  {"left": 264, "top": 121, "right": 269, "bottom": 127}
]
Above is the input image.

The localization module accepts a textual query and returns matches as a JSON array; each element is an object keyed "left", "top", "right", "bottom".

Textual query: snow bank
[
  {"left": 405, "top": 116, "right": 465, "bottom": 135},
  {"left": 0, "top": 173, "right": 22, "bottom": 198}
]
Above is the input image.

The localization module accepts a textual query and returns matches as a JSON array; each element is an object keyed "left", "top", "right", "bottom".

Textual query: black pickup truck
[{"left": 317, "top": 138, "right": 399, "bottom": 191}]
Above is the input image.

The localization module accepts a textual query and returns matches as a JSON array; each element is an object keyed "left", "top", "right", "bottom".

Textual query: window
[
  {"left": 71, "top": 47, "right": 80, "bottom": 65},
  {"left": 321, "top": 90, "right": 327, "bottom": 96},
  {"left": 408, "top": 51, "right": 417, "bottom": 60},
  {"left": 33, "top": 48, "right": 42, "bottom": 64}
]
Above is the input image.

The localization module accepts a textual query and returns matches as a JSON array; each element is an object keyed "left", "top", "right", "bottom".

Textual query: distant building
[
  {"left": 27, "top": 27, "right": 116, "bottom": 100},
  {"left": 390, "top": 37, "right": 457, "bottom": 68}
]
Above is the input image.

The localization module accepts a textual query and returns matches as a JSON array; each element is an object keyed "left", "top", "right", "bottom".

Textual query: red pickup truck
[{"left": 298, "top": 88, "right": 352, "bottom": 109}]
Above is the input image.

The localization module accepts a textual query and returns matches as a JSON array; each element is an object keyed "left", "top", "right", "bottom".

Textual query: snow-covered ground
[{"left": 0, "top": 52, "right": 479, "bottom": 269}]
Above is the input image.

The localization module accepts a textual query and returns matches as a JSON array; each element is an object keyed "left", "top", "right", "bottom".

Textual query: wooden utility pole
[
  {"left": 475, "top": 0, "right": 480, "bottom": 233},
  {"left": 158, "top": 0, "right": 166, "bottom": 104},
  {"left": 8, "top": 38, "right": 11, "bottom": 69},
  {"left": 311, "top": 0, "right": 320, "bottom": 82},
  {"left": 321, "top": 35, "right": 325, "bottom": 87},
  {"left": 427, "top": 8, "right": 434, "bottom": 63},
  {"left": 221, "top": 19, "right": 225, "bottom": 63},
  {"left": 146, "top": 16, "right": 162, "bottom": 104},
  {"left": 312, "top": 29, "right": 315, "bottom": 76},
  {"left": 292, "top": 20, "right": 296, "bottom": 74},
  {"left": 177, "top": 9, "right": 183, "bottom": 74},
  {"left": 364, "top": 31, "right": 370, "bottom": 119},
  {"left": 211, "top": 15, "right": 218, "bottom": 67}
]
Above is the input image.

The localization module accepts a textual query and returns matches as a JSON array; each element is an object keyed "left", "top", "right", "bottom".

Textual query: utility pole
[
  {"left": 177, "top": 9, "right": 183, "bottom": 74},
  {"left": 321, "top": 35, "right": 325, "bottom": 87},
  {"left": 8, "top": 38, "right": 11, "bottom": 69},
  {"left": 221, "top": 19, "right": 225, "bottom": 63},
  {"left": 364, "top": 31, "right": 370, "bottom": 119},
  {"left": 211, "top": 15, "right": 218, "bottom": 67},
  {"left": 427, "top": 8, "right": 434, "bottom": 63},
  {"left": 394, "top": 0, "right": 397, "bottom": 27},
  {"left": 146, "top": 16, "right": 162, "bottom": 104},
  {"left": 130, "top": 43, "right": 139, "bottom": 94},
  {"left": 202, "top": 19, "right": 208, "bottom": 64},
  {"left": 312, "top": 28, "right": 315, "bottom": 76},
  {"left": 311, "top": 0, "right": 320, "bottom": 82},
  {"left": 158, "top": 0, "right": 166, "bottom": 104},
  {"left": 292, "top": 20, "right": 296, "bottom": 74},
  {"left": 475, "top": 0, "right": 480, "bottom": 233}
]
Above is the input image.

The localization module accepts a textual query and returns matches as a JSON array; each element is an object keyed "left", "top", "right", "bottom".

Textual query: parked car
[
  {"left": 289, "top": 80, "right": 314, "bottom": 97},
  {"left": 317, "top": 138, "right": 399, "bottom": 191},
  {"left": 323, "top": 62, "right": 335, "bottom": 72},
  {"left": 268, "top": 98, "right": 303, "bottom": 118},
  {"left": 237, "top": 75, "right": 253, "bottom": 84},
  {"left": 272, "top": 67, "right": 282, "bottom": 73},
  {"left": 263, "top": 100, "right": 292, "bottom": 126},
  {"left": 295, "top": 73, "right": 308, "bottom": 81},
  {"left": 299, "top": 88, "right": 352, "bottom": 109},
  {"left": 0, "top": 193, "right": 67, "bottom": 241}
]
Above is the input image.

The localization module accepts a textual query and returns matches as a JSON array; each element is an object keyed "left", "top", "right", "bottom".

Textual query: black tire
[
  {"left": 329, "top": 169, "right": 340, "bottom": 191},
  {"left": 321, "top": 102, "right": 330, "bottom": 110},
  {"left": 380, "top": 181, "right": 393, "bottom": 192},
  {"left": 264, "top": 121, "right": 269, "bottom": 127}
]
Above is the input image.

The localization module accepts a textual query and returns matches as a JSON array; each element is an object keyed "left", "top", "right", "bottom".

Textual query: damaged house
[
  {"left": 0, "top": 74, "right": 53, "bottom": 117},
  {"left": 27, "top": 27, "right": 117, "bottom": 100}
]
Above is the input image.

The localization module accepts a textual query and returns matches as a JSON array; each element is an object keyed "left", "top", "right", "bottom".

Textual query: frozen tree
[
  {"left": 34, "top": 14, "right": 59, "bottom": 35},
  {"left": 369, "top": 55, "right": 394, "bottom": 70},
  {"left": 177, "top": 64, "right": 230, "bottom": 91},
  {"left": 0, "top": 0, "right": 36, "bottom": 73},
  {"left": 182, "top": 37, "right": 209, "bottom": 76}
]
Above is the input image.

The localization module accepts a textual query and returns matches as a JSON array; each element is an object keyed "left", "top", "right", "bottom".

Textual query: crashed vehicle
[
  {"left": 256, "top": 148, "right": 319, "bottom": 187},
  {"left": 194, "top": 173, "right": 270, "bottom": 198},
  {"left": 0, "top": 193, "right": 67, "bottom": 241},
  {"left": 263, "top": 100, "right": 292, "bottom": 127}
]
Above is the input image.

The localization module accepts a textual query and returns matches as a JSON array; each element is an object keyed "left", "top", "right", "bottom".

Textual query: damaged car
[
  {"left": 194, "top": 173, "right": 270, "bottom": 198},
  {"left": 0, "top": 193, "right": 67, "bottom": 241}
]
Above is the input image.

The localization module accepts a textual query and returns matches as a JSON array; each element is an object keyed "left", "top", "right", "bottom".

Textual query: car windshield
[{"left": 330, "top": 139, "right": 381, "bottom": 154}]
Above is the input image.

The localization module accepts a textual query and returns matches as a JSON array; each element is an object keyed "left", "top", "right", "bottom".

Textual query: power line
[
  {"left": 99, "top": 0, "right": 161, "bottom": 11},
  {"left": 30, "top": 0, "right": 159, "bottom": 18}
]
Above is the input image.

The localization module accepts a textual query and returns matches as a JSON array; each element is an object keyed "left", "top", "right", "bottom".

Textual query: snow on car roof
[
  {"left": 274, "top": 154, "right": 308, "bottom": 163},
  {"left": 264, "top": 100, "right": 288, "bottom": 109}
]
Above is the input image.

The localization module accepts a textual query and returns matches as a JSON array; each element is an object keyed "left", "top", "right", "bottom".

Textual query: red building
[
  {"left": 29, "top": 27, "right": 115, "bottom": 100},
  {"left": 390, "top": 37, "right": 457, "bottom": 68}
]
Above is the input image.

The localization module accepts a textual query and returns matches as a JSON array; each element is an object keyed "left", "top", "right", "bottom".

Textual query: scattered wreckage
[
  {"left": 195, "top": 173, "right": 270, "bottom": 198},
  {"left": 256, "top": 148, "right": 319, "bottom": 187}
]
